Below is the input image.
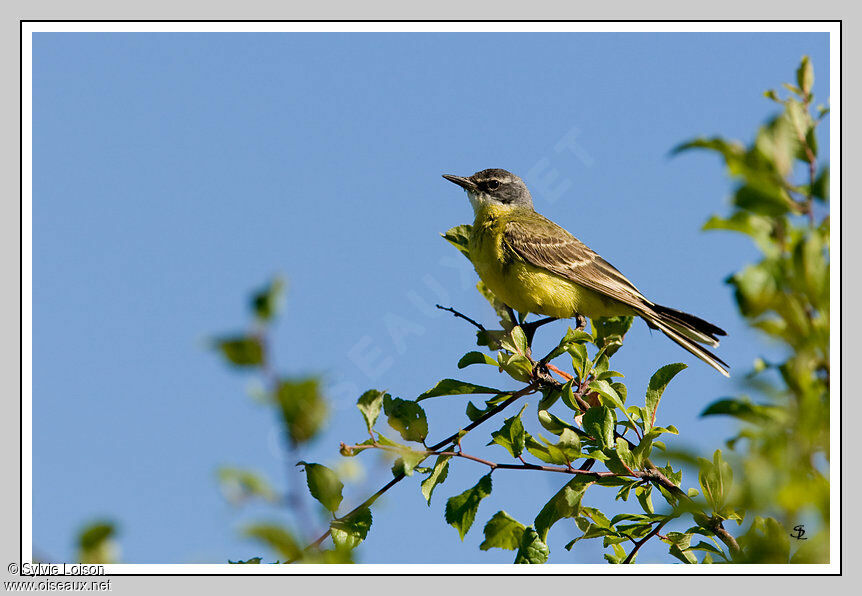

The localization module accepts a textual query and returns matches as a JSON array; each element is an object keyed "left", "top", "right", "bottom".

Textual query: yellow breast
[{"left": 468, "top": 205, "right": 631, "bottom": 320}]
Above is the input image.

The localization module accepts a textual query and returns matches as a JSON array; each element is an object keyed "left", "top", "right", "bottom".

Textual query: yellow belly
[{"left": 469, "top": 215, "right": 632, "bottom": 320}]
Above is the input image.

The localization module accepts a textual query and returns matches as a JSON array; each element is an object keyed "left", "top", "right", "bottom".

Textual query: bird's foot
[
  {"left": 531, "top": 358, "right": 557, "bottom": 385},
  {"left": 574, "top": 313, "right": 587, "bottom": 331}
]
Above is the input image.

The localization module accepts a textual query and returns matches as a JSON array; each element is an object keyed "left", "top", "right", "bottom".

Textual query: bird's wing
[{"left": 503, "top": 215, "right": 650, "bottom": 310}]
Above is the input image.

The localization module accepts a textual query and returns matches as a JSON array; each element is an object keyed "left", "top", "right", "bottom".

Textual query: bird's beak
[{"left": 442, "top": 174, "right": 477, "bottom": 191}]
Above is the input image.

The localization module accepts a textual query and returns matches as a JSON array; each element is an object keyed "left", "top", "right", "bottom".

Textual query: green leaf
[
  {"left": 420, "top": 455, "right": 451, "bottom": 505},
  {"left": 79, "top": 523, "right": 114, "bottom": 549},
  {"left": 700, "top": 397, "right": 784, "bottom": 424},
  {"left": 582, "top": 406, "right": 615, "bottom": 449},
  {"left": 500, "top": 326, "right": 529, "bottom": 357},
  {"left": 703, "top": 211, "right": 779, "bottom": 257},
  {"left": 687, "top": 540, "right": 726, "bottom": 560},
  {"left": 417, "top": 378, "right": 501, "bottom": 401},
  {"left": 537, "top": 409, "right": 578, "bottom": 436},
  {"left": 528, "top": 428, "right": 586, "bottom": 464},
  {"left": 671, "top": 137, "right": 746, "bottom": 165},
  {"left": 244, "top": 524, "right": 301, "bottom": 561},
  {"left": 523, "top": 433, "right": 555, "bottom": 464},
  {"left": 557, "top": 428, "right": 582, "bottom": 455},
  {"left": 811, "top": 166, "right": 829, "bottom": 202},
  {"left": 276, "top": 378, "right": 328, "bottom": 445},
  {"left": 805, "top": 125, "right": 818, "bottom": 157},
  {"left": 559, "top": 380, "right": 582, "bottom": 412},
  {"left": 497, "top": 352, "right": 533, "bottom": 382},
  {"left": 615, "top": 440, "right": 637, "bottom": 471},
  {"left": 514, "top": 528, "right": 549, "bottom": 564},
  {"left": 299, "top": 462, "right": 343, "bottom": 513},
  {"left": 215, "top": 336, "right": 263, "bottom": 367},
  {"left": 631, "top": 433, "right": 654, "bottom": 466},
  {"left": 698, "top": 449, "right": 732, "bottom": 512},
  {"left": 667, "top": 532, "right": 698, "bottom": 564},
  {"left": 457, "top": 351, "right": 499, "bottom": 369},
  {"left": 465, "top": 400, "right": 489, "bottom": 422},
  {"left": 728, "top": 262, "right": 779, "bottom": 318},
  {"left": 610, "top": 512, "right": 665, "bottom": 526},
  {"left": 542, "top": 327, "right": 593, "bottom": 363},
  {"left": 635, "top": 485, "right": 654, "bottom": 514},
  {"left": 644, "top": 363, "right": 687, "bottom": 431},
  {"left": 356, "top": 389, "right": 385, "bottom": 432},
  {"left": 592, "top": 316, "right": 634, "bottom": 356},
  {"left": 796, "top": 55, "right": 814, "bottom": 95},
  {"left": 480, "top": 511, "right": 526, "bottom": 551},
  {"left": 597, "top": 369, "right": 624, "bottom": 381},
  {"left": 733, "top": 182, "right": 792, "bottom": 216},
  {"left": 445, "top": 473, "right": 493, "bottom": 540},
  {"left": 217, "top": 467, "right": 277, "bottom": 504},
  {"left": 755, "top": 114, "right": 799, "bottom": 176},
  {"left": 736, "top": 517, "right": 791, "bottom": 563},
  {"left": 534, "top": 476, "right": 591, "bottom": 541},
  {"left": 535, "top": 435, "right": 579, "bottom": 465},
  {"left": 383, "top": 395, "right": 428, "bottom": 443},
  {"left": 391, "top": 449, "right": 426, "bottom": 477},
  {"left": 794, "top": 229, "right": 828, "bottom": 305},
  {"left": 330, "top": 507, "right": 372, "bottom": 550},
  {"left": 442, "top": 224, "right": 472, "bottom": 258},
  {"left": 568, "top": 342, "right": 589, "bottom": 381},
  {"left": 489, "top": 405, "right": 527, "bottom": 458},
  {"left": 614, "top": 478, "right": 640, "bottom": 501},
  {"left": 604, "top": 543, "right": 627, "bottom": 564},
  {"left": 251, "top": 276, "right": 286, "bottom": 322},
  {"left": 782, "top": 82, "right": 802, "bottom": 95},
  {"left": 589, "top": 379, "right": 624, "bottom": 410},
  {"left": 537, "top": 388, "right": 562, "bottom": 411}
]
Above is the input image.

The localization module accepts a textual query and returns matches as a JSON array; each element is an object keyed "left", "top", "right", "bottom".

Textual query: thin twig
[
  {"left": 436, "top": 304, "right": 486, "bottom": 331},
  {"left": 546, "top": 363, "right": 574, "bottom": 381},
  {"left": 623, "top": 517, "right": 675, "bottom": 564}
]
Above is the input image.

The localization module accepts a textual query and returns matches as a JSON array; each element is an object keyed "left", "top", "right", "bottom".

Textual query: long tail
[{"left": 639, "top": 303, "right": 730, "bottom": 377}]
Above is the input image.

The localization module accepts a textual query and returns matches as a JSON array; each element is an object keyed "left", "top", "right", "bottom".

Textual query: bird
[{"left": 442, "top": 168, "right": 729, "bottom": 377}]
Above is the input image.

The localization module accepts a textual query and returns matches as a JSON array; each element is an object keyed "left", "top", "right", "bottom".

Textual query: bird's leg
[
  {"left": 522, "top": 316, "right": 559, "bottom": 382},
  {"left": 522, "top": 316, "right": 558, "bottom": 347}
]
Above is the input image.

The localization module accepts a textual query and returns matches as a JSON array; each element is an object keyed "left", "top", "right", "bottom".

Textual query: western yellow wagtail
[{"left": 443, "top": 168, "right": 729, "bottom": 377}]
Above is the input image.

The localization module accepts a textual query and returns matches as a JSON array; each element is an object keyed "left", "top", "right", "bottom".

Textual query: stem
[
  {"left": 712, "top": 521, "right": 741, "bottom": 555},
  {"left": 256, "top": 327, "right": 317, "bottom": 541},
  {"left": 436, "top": 304, "right": 486, "bottom": 331},
  {"left": 623, "top": 517, "right": 675, "bottom": 564}
]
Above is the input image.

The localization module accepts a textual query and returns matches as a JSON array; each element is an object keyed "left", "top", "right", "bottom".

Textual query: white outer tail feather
[{"left": 643, "top": 313, "right": 730, "bottom": 377}]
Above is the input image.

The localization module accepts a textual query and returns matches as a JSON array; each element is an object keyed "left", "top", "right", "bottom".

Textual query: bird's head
[{"left": 443, "top": 168, "right": 534, "bottom": 215}]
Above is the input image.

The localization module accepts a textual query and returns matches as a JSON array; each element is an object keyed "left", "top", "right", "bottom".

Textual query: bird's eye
[{"left": 486, "top": 180, "right": 500, "bottom": 190}]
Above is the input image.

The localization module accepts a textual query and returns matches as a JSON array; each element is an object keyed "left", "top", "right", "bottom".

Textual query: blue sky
[{"left": 31, "top": 31, "right": 829, "bottom": 564}]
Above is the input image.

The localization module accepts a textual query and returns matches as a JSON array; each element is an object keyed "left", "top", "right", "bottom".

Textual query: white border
[
  {"left": 21, "top": 20, "right": 841, "bottom": 575},
  {"left": 24, "top": 21, "right": 836, "bottom": 33}
]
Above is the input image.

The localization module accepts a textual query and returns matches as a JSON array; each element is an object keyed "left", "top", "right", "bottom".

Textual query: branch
[
  {"left": 422, "top": 449, "right": 625, "bottom": 478},
  {"left": 711, "top": 520, "right": 741, "bottom": 555},
  {"left": 794, "top": 89, "right": 818, "bottom": 225},
  {"left": 436, "top": 304, "right": 485, "bottom": 331},
  {"left": 623, "top": 516, "right": 675, "bottom": 564}
]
